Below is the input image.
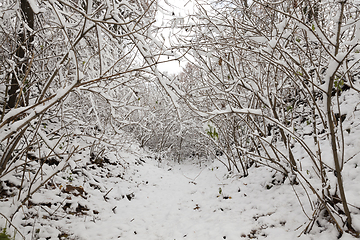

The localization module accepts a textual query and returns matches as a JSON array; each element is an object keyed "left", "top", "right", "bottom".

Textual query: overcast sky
[{"left": 155, "top": 0, "right": 195, "bottom": 74}]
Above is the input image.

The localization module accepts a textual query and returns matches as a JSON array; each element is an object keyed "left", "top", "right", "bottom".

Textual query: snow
[
  {"left": 276, "top": 20, "right": 287, "bottom": 32},
  {"left": 1, "top": 141, "right": 358, "bottom": 240},
  {"left": 37, "top": 129, "right": 62, "bottom": 155},
  {"left": 27, "top": 0, "right": 40, "bottom": 14},
  {"left": 1, "top": 1, "right": 360, "bottom": 240},
  {"left": 268, "top": 38, "right": 277, "bottom": 48},
  {"left": 208, "top": 106, "right": 262, "bottom": 116},
  {"left": 2, "top": 107, "right": 28, "bottom": 122},
  {"left": 320, "top": 58, "right": 339, "bottom": 93}
]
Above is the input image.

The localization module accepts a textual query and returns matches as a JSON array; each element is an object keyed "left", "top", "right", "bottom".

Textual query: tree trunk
[{"left": 7, "top": 0, "right": 34, "bottom": 109}]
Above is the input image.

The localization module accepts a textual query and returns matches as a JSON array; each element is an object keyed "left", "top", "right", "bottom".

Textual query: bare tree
[
  {"left": 0, "top": 0, "right": 180, "bottom": 232},
  {"left": 174, "top": 0, "right": 360, "bottom": 236}
]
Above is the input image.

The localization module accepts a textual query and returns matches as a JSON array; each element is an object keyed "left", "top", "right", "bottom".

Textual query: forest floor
[{"left": 1, "top": 144, "right": 358, "bottom": 240}]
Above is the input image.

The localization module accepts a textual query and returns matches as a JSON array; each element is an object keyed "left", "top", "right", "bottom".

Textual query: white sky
[{"left": 155, "top": 0, "right": 195, "bottom": 74}]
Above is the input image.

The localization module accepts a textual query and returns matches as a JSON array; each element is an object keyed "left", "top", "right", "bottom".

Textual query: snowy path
[
  {"left": 62, "top": 155, "right": 328, "bottom": 240},
  {"left": 14, "top": 150, "right": 357, "bottom": 240}
]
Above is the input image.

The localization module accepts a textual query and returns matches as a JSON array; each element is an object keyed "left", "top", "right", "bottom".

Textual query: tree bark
[{"left": 7, "top": 0, "right": 34, "bottom": 109}]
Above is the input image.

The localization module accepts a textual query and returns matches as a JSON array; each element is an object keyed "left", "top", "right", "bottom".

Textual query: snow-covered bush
[
  {"left": 173, "top": 0, "right": 360, "bottom": 236},
  {"left": 0, "top": 0, "right": 178, "bottom": 232}
]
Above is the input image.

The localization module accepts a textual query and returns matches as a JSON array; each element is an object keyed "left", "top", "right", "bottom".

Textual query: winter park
[{"left": 1, "top": 0, "right": 360, "bottom": 239}]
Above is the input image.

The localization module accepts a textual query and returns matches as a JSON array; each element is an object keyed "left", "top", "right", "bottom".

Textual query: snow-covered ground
[{"left": 1, "top": 143, "right": 358, "bottom": 240}]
